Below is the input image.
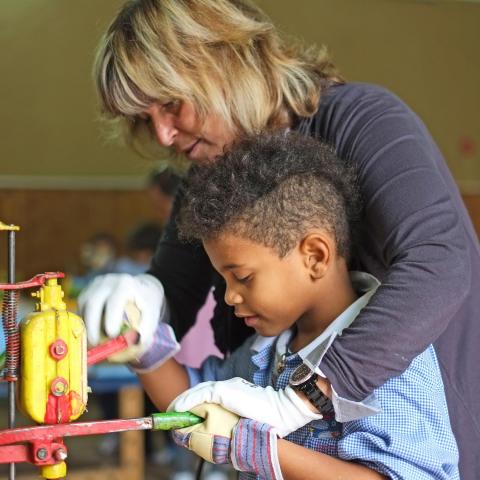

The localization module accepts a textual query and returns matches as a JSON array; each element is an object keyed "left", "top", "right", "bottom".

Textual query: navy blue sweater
[{"left": 150, "top": 83, "right": 480, "bottom": 479}]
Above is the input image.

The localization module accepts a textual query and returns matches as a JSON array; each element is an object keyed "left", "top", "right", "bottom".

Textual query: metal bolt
[
  {"left": 50, "top": 340, "right": 68, "bottom": 360},
  {"left": 54, "top": 448, "right": 68, "bottom": 461},
  {"left": 54, "top": 344, "right": 65, "bottom": 355},
  {"left": 51, "top": 377, "right": 68, "bottom": 397},
  {"left": 53, "top": 381, "right": 65, "bottom": 395},
  {"left": 36, "top": 448, "right": 48, "bottom": 460}
]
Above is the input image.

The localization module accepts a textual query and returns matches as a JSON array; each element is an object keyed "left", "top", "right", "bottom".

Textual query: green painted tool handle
[{"left": 151, "top": 411, "right": 203, "bottom": 430}]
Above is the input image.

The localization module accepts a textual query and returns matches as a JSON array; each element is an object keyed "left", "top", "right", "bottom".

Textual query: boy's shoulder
[
  {"left": 338, "top": 345, "right": 459, "bottom": 478},
  {"left": 377, "top": 345, "right": 442, "bottom": 395},
  {"left": 364, "top": 345, "right": 450, "bottom": 427}
]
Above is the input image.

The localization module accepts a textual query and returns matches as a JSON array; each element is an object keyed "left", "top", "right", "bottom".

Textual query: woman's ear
[{"left": 299, "top": 232, "right": 333, "bottom": 279}]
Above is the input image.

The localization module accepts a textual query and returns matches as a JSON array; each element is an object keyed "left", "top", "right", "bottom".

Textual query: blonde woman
[{"left": 79, "top": 1, "right": 479, "bottom": 479}]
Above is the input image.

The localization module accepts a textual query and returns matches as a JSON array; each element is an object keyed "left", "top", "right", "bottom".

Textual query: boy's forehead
[{"left": 203, "top": 232, "right": 273, "bottom": 268}]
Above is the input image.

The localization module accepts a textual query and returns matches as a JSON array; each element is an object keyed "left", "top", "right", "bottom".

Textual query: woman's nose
[
  {"left": 145, "top": 104, "right": 177, "bottom": 147},
  {"left": 152, "top": 116, "right": 177, "bottom": 147},
  {"left": 224, "top": 285, "right": 243, "bottom": 306}
]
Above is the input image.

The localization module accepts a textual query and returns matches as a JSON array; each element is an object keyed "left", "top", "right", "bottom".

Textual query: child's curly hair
[{"left": 179, "top": 132, "right": 361, "bottom": 259}]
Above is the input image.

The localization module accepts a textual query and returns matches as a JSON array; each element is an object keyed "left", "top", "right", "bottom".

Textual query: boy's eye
[{"left": 236, "top": 274, "right": 252, "bottom": 284}]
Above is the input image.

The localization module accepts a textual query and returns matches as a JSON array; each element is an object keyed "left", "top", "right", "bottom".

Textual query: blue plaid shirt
[{"left": 187, "top": 278, "right": 459, "bottom": 479}]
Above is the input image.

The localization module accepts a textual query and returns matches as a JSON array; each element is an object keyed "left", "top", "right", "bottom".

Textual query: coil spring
[{"left": 1, "top": 290, "right": 20, "bottom": 381}]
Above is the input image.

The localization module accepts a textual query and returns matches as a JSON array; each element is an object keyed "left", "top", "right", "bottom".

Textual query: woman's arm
[
  {"left": 277, "top": 439, "right": 386, "bottom": 480},
  {"left": 148, "top": 180, "right": 215, "bottom": 341},
  {"left": 309, "top": 83, "right": 472, "bottom": 401}
]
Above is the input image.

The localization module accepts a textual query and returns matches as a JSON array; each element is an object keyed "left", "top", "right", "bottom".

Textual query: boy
[{"left": 129, "top": 133, "right": 459, "bottom": 479}]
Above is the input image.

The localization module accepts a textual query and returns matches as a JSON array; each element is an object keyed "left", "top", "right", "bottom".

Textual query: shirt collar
[{"left": 302, "top": 271, "right": 379, "bottom": 363}]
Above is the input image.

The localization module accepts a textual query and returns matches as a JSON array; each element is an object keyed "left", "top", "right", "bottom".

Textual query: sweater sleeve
[
  {"left": 314, "top": 84, "right": 471, "bottom": 400},
  {"left": 148, "top": 179, "right": 215, "bottom": 341}
]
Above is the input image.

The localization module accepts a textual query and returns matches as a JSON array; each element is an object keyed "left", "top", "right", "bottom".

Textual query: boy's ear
[{"left": 299, "top": 232, "right": 332, "bottom": 279}]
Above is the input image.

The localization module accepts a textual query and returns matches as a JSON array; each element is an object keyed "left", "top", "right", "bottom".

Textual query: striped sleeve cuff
[
  {"left": 231, "top": 419, "right": 283, "bottom": 480},
  {"left": 172, "top": 430, "right": 230, "bottom": 465},
  {"left": 129, "top": 322, "right": 180, "bottom": 373}
]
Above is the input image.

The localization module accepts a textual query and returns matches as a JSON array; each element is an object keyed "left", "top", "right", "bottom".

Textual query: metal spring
[{"left": 1, "top": 290, "right": 20, "bottom": 381}]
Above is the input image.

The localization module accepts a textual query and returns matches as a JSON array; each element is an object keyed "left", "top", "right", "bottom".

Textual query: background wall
[
  {"left": 257, "top": 0, "right": 480, "bottom": 193},
  {"left": 0, "top": 0, "right": 479, "bottom": 278},
  {"left": 0, "top": 190, "right": 154, "bottom": 280}
]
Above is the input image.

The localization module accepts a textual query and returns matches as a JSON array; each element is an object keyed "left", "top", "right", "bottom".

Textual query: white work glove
[
  {"left": 173, "top": 403, "right": 240, "bottom": 464},
  {"left": 173, "top": 403, "right": 282, "bottom": 478},
  {"left": 78, "top": 273, "right": 178, "bottom": 367},
  {"left": 168, "top": 377, "right": 323, "bottom": 438}
]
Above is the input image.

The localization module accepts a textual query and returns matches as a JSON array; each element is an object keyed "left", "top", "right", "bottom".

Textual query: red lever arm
[
  {"left": 0, "top": 417, "right": 152, "bottom": 447},
  {"left": 0, "top": 272, "right": 65, "bottom": 290},
  {"left": 0, "top": 445, "right": 31, "bottom": 465},
  {"left": 0, "top": 417, "right": 151, "bottom": 466},
  {"left": 87, "top": 330, "right": 139, "bottom": 366}
]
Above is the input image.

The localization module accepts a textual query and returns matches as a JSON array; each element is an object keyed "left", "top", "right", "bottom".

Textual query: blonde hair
[{"left": 94, "top": 0, "right": 342, "bottom": 157}]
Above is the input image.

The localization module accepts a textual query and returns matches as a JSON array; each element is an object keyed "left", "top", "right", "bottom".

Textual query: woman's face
[{"left": 140, "top": 101, "right": 237, "bottom": 164}]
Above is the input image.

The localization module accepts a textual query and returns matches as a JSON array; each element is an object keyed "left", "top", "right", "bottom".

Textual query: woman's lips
[{"left": 185, "top": 139, "right": 201, "bottom": 159}]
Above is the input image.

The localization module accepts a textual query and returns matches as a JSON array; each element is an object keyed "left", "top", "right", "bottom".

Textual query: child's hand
[
  {"left": 172, "top": 403, "right": 238, "bottom": 464},
  {"left": 173, "top": 403, "right": 281, "bottom": 479},
  {"left": 78, "top": 273, "right": 179, "bottom": 370},
  {"left": 168, "top": 377, "right": 323, "bottom": 438},
  {"left": 79, "top": 273, "right": 166, "bottom": 346}
]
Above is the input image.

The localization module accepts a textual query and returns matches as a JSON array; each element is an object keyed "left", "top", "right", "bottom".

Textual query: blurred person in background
[
  {"left": 67, "top": 233, "right": 118, "bottom": 299},
  {"left": 147, "top": 169, "right": 181, "bottom": 224},
  {"left": 115, "top": 222, "right": 164, "bottom": 275}
]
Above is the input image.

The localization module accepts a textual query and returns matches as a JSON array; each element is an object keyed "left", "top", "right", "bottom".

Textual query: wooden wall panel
[
  {"left": 0, "top": 190, "right": 478, "bottom": 283},
  {"left": 0, "top": 190, "right": 160, "bottom": 280}
]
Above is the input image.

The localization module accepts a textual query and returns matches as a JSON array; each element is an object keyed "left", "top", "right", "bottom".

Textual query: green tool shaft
[{"left": 151, "top": 411, "right": 203, "bottom": 430}]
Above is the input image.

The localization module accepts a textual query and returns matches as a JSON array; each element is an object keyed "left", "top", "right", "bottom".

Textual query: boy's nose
[{"left": 224, "top": 287, "right": 243, "bottom": 306}]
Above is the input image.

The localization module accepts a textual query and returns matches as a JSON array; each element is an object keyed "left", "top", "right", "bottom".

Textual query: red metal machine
[{"left": 0, "top": 222, "right": 201, "bottom": 479}]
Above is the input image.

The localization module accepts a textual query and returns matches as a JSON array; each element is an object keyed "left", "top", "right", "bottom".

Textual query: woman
[{"left": 82, "top": 1, "right": 480, "bottom": 478}]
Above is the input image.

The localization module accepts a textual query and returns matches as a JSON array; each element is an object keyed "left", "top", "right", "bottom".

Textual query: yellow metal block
[
  {"left": 19, "top": 279, "right": 88, "bottom": 424},
  {"left": 41, "top": 461, "right": 67, "bottom": 479}
]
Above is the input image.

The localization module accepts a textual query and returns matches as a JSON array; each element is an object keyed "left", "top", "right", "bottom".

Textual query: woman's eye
[
  {"left": 136, "top": 114, "right": 151, "bottom": 126},
  {"left": 162, "top": 100, "right": 180, "bottom": 112}
]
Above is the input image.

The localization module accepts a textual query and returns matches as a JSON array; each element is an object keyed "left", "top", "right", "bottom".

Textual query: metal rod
[
  {"left": 7, "top": 229, "right": 16, "bottom": 480},
  {"left": 0, "top": 412, "right": 203, "bottom": 447}
]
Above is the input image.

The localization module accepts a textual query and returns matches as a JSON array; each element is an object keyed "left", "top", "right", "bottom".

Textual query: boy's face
[{"left": 204, "top": 232, "right": 316, "bottom": 337}]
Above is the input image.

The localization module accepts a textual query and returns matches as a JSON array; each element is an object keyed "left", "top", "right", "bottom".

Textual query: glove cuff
[
  {"left": 172, "top": 430, "right": 231, "bottom": 464},
  {"left": 231, "top": 419, "right": 283, "bottom": 480},
  {"left": 128, "top": 321, "right": 180, "bottom": 373}
]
